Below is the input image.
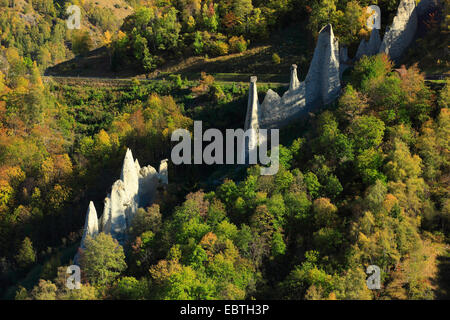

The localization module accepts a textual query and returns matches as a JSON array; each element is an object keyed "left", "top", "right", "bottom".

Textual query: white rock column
[
  {"left": 289, "top": 64, "right": 300, "bottom": 91},
  {"left": 158, "top": 159, "right": 169, "bottom": 185},
  {"left": 121, "top": 148, "right": 139, "bottom": 201},
  {"left": 74, "top": 201, "right": 99, "bottom": 264},
  {"left": 120, "top": 148, "right": 140, "bottom": 226},
  {"left": 320, "top": 24, "right": 341, "bottom": 105},
  {"left": 305, "top": 24, "right": 341, "bottom": 106},
  {"left": 243, "top": 76, "right": 260, "bottom": 164},
  {"left": 379, "top": 0, "right": 417, "bottom": 61},
  {"left": 80, "top": 201, "right": 99, "bottom": 248},
  {"left": 108, "top": 179, "right": 128, "bottom": 244}
]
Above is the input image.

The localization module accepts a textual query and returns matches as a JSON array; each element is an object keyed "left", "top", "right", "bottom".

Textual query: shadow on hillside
[
  {"left": 433, "top": 250, "right": 450, "bottom": 299},
  {"left": 45, "top": 47, "right": 141, "bottom": 78}
]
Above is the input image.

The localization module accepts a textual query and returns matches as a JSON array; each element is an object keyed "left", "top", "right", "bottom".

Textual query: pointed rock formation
[
  {"left": 139, "top": 165, "right": 159, "bottom": 207},
  {"left": 80, "top": 201, "right": 99, "bottom": 248},
  {"left": 244, "top": 76, "right": 260, "bottom": 132},
  {"left": 243, "top": 0, "right": 423, "bottom": 143},
  {"left": 121, "top": 149, "right": 139, "bottom": 195},
  {"left": 260, "top": 89, "right": 281, "bottom": 128},
  {"left": 107, "top": 179, "right": 128, "bottom": 243},
  {"left": 158, "top": 159, "right": 169, "bottom": 185},
  {"left": 74, "top": 201, "right": 99, "bottom": 264},
  {"left": 134, "top": 158, "right": 141, "bottom": 172},
  {"left": 243, "top": 76, "right": 260, "bottom": 162},
  {"left": 289, "top": 64, "right": 300, "bottom": 91},
  {"left": 379, "top": 0, "right": 417, "bottom": 61},
  {"left": 304, "top": 24, "right": 340, "bottom": 106},
  {"left": 318, "top": 24, "right": 341, "bottom": 105},
  {"left": 257, "top": 24, "right": 341, "bottom": 130},
  {"left": 75, "top": 149, "right": 168, "bottom": 262}
]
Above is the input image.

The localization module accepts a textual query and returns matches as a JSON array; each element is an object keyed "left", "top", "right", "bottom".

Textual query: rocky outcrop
[
  {"left": 258, "top": 24, "right": 341, "bottom": 129},
  {"left": 289, "top": 64, "right": 300, "bottom": 91},
  {"left": 379, "top": 0, "right": 417, "bottom": 61},
  {"left": 121, "top": 149, "right": 140, "bottom": 221},
  {"left": 243, "top": 76, "right": 261, "bottom": 161},
  {"left": 102, "top": 179, "right": 128, "bottom": 243},
  {"left": 158, "top": 159, "right": 169, "bottom": 185},
  {"left": 305, "top": 24, "right": 341, "bottom": 106},
  {"left": 75, "top": 149, "right": 168, "bottom": 263},
  {"left": 139, "top": 165, "right": 159, "bottom": 206},
  {"left": 74, "top": 201, "right": 99, "bottom": 264},
  {"left": 243, "top": 0, "right": 423, "bottom": 141}
]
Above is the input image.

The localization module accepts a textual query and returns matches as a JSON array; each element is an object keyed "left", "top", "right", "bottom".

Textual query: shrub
[
  {"left": 210, "top": 41, "right": 229, "bottom": 56},
  {"left": 228, "top": 36, "right": 248, "bottom": 53},
  {"left": 192, "top": 31, "right": 204, "bottom": 55},
  {"left": 169, "top": 74, "right": 183, "bottom": 89},
  {"left": 272, "top": 53, "right": 281, "bottom": 64}
]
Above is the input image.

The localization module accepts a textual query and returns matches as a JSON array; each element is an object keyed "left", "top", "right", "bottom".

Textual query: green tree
[
  {"left": 80, "top": 233, "right": 127, "bottom": 286},
  {"left": 129, "top": 204, "right": 162, "bottom": 240},
  {"left": 385, "top": 139, "right": 422, "bottom": 182},
  {"left": 304, "top": 172, "right": 321, "bottom": 199},
  {"left": 111, "top": 277, "right": 149, "bottom": 300},
  {"left": 15, "top": 237, "right": 36, "bottom": 268},
  {"left": 308, "top": 0, "right": 337, "bottom": 36},
  {"left": 30, "top": 280, "right": 57, "bottom": 300},
  {"left": 313, "top": 198, "right": 338, "bottom": 228},
  {"left": 338, "top": 85, "right": 368, "bottom": 122},
  {"left": 71, "top": 30, "right": 93, "bottom": 56},
  {"left": 350, "top": 115, "right": 385, "bottom": 152}
]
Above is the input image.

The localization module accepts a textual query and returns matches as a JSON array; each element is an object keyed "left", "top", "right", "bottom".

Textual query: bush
[
  {"left": 210, "top": 41, "right": 229, "bottom": 56},
  {"left": 169, "top": 74, "right": 183, "bottom": 89},
  {"left": 272, "top": 53, "right": 281, "bottom": 64},
  {"left": 192, "top": 31, "right": 204, "bottom": 55},
  {"left": 228, "top": 36, "right": 248, "bottom": 53}
]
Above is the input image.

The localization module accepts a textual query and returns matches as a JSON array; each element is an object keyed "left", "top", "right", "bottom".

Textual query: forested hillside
[{"left": 0, "top": 0, "right": 448, "bottom": 300}]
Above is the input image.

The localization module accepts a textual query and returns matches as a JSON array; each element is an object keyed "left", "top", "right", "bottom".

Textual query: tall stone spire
[
  {"left": 75, "top": 149, "right": 168, "bottom": 262},
  {"left": 121, "top": 148, "right": 139, "bottom": 200},
  {"left": 321, "top": 24, "right": 341, "bottom": 105},
  {"left": 289, "top": 64, "right": 300, "bottom": 91},
  {"left": 305, "top": 24, "right": 340, "bottom": 106},
  {"left": 244, "top": 76, "right": 259, "bottom": 131},
  {"left": 244, "top": 76, "right": 260, "bottom": 163},
  {"left": 80, "top": 201, "right": 99, "bottom": 248},
  {"left": 134, "top": 158, "right": 141, "bottom": 172},
  {"left": 108, "top": 180, "right": 127, "bottom": 243},
  {"left": 158, "top": 159, "right": 169, "bottom": 185},
  {"left": 379, "top": 0, "right": 417, "bottom": 61},
  {"left": 120, "top": 148, "right": 140, "bottom": 224},
  {"left": 246, "top": 0, "right": 420, "bottom": 131},
  {"left": 305, "top": 24, "right": 341, "bottom": 105},
  {"left": 74, "top": 201, "right": 99, "bottom": 264}
]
